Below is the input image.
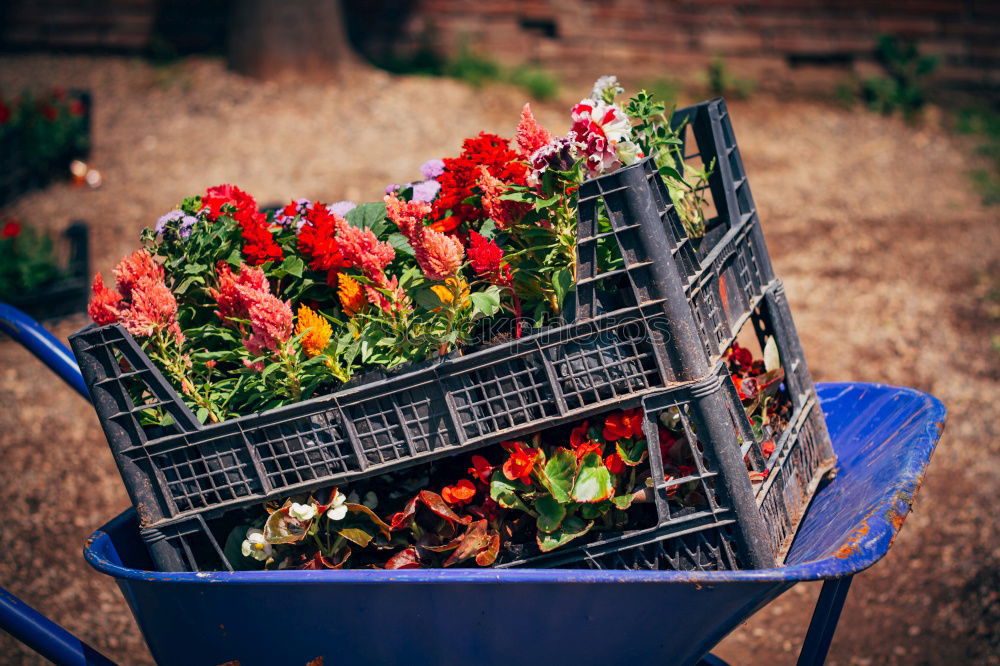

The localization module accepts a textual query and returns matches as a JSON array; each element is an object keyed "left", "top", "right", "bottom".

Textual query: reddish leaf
[
  {"left": 385, "top": 547, "right": 422, "bottom": 569},
  {"left": 389, "top": 496, "right": 419, "bottom": 531},
  {"left": 300, "top": 548, "right": 351, "bottom": 570},
  {"left": 475, "top": 531, "right": 501, "bottom": 567},
  {"left": 444, "top": 520, "right": 491, "bottom": 567},
  {"left": 419, "top": 490, "right": 472, "bottom": 525}
]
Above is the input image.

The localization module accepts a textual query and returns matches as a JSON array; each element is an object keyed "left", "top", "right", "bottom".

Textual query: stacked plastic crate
[{"left": 70, "top": 98, "right": 834, "bottom": 572}]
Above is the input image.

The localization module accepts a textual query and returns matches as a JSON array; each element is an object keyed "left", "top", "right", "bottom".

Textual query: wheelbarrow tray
[{"left": 84, "top": 382, "right": 944, "bottom": 666}]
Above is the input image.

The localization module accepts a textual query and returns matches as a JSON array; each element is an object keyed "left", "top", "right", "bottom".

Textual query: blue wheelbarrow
[{"left": 0, "top": 304, "right": 946, "bottom": 665}]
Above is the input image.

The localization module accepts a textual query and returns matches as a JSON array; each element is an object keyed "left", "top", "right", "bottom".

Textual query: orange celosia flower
[
  {"left": 417, "top": 228, "right": 464, "bottom": 281},
  {"left": 295, "top": 305, "right": 332, "bottom": 358},
  {"left": 430, "top": 277, "right": 470, "bottom": 308},
  {"left": 502, "top": 441, "right": 539, "bottom": 485},
  {"left": 441, "top": 479, "right": 477, "bottom": 506},
  {"left": 337, "top": 273, "right": 366, "bottom": 317},
  {"left": 476, "top": 165, "right": 530, "bottom": 230},
  {"left": 603, "top": 408, "right": 645, "bottom": 441}
]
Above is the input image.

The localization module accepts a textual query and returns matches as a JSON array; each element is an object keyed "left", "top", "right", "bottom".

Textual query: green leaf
[
  {"left": 414, "top": 288, "right": 445, "bottom": 311},
  {"left": 534, "top": 495, "right": 567, "bottom": 533},
  {"left": 387, "top": 233, "right": 415, "bottom": 256},
  {"left": 536, "top": 515, "right": 593, "bottom": 553},
  {"left": 490, "top": 471, "right": 531, "bottom": 512},
  {"left": 571, "top": 452, "right": 615, "bottom": 503},
  {"left": 470, "top": 291, "right": 501, "bottom": 318},
  {"left": 196, "top": 407, "right": 210, "bottom": 424},
  {"left": 552, "top": 268, "right": 573, "bottom": 309},
  {"left": 478, "top": 219, "right": 496, "bottom": 240},
  {"left": 542, "top": 448, "right": 577, "bottom": 503},
  {"left": 616, "top": 438, "right": 648, "bottom": 467},
  {"left": 345, "top": 202, "right": 388, "bottom": 236},
  {"left": 279, "top": 255, "right": 305, "bottom": 278},
  {"left": 612, "top": 495, "right": 635, "bottom": 510},
  {"left": 337, "top": 527, "right": 373, "bottom": 548},
  {"left": 580, "top": 501, "right": 610, "bottom": 520}
]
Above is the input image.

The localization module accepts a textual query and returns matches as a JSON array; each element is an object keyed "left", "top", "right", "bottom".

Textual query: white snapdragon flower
[
  {"left": 288, "top": 502, "right": 316, "bottom": 522},
  {"left": 327, "top": 491, "right": 348, "bottom": 521},
  {"left": 240, "top": 528, "right": 272, "bottom": 561}
]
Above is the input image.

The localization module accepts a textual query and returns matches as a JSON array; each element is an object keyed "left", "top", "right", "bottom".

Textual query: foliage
[
  {"left": 0, "top": 218, "right": 64, "bottom": 300},
  {"left": 704, "top": 56, "right": 754, "bottom": 100},
  {"left": 508, "top": 65, "right": 560, "bottom": 101},
  {"left": 956, "top": 107, "right": 1000, "bottom": 205},
  {"left": 861, "top": 35, "right": 939, "bottom": 119},
  {"left": 0, "top": 88, "right": 89, "bottom": 176}
]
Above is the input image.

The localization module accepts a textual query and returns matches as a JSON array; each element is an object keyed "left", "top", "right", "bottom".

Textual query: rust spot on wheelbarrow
[{"left": 834, "top": 510, "right": 874, "bottom": 559}]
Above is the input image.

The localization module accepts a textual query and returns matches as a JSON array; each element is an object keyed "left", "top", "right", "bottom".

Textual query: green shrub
[
  {"left": 508, "top": 65, "right": 559, "bottom": 101},
  {"left": 861, "top": 35, "right": 938, "bottom": 119}
]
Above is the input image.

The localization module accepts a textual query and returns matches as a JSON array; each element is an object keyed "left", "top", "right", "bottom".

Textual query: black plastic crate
[
  {"left": 70, "top": 97, "right": 834, "bottom": 572},
  {"left": 3, "top": 221, "right": 90, "bottom": 322},
  {"left": 138, "top": 334, "right": 832, "bottom": 573}
]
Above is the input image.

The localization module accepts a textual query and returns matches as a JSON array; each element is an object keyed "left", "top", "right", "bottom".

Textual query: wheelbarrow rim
[{"left": 83, "top": 382, "right": 945, "bottom": 586}]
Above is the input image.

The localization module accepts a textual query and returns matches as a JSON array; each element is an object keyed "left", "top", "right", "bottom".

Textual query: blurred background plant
[
  {"left": 0, "top": 217, "right": 63, "bottom": 300},
  {"left": 860, "top": 35, "right": 939, "bottom": 119},
  {"left": 955, "top": 107, "right": 1000, "bottom": 205}
]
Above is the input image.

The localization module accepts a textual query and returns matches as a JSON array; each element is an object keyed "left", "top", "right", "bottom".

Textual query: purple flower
[
  {"left": 179, "top": 215, "right": 198, "bottom": 239},
  {"left": 419, "top": 159, "right": 445, "bottom": 180},
  {"left": 410, "top": 179, "right": 441, "bottom": 203},
  {"left": 385, "top": 184, "right": 400, "bottom": 195},
  {"left": 328, "top": 201, "right": 356, "bottom": 217},
  {"left": 530, "top": 136, "right": 576, "bottom": 182},
  {"left": 154, "top": 209, "right": 184, "bottom": 235}
]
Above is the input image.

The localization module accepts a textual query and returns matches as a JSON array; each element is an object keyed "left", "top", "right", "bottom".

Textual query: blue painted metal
[
  {"left": 0, "top": 303, "right": 89, "bottom": 399},
  {"left": 798, "top": 575, "right": 855, "bottom": 665},
  {"left": 80, "top": 383, "right": 944, "bottom": 666},
  {"left": 0, "top": 585, "right": 114, "bottom": 665}
]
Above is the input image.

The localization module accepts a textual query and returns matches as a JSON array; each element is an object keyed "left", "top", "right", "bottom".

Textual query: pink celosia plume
[{"left": 515, "top": 103, "right": 553, "bottom": 159}]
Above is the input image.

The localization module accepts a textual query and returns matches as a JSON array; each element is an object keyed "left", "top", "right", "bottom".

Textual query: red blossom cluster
[
  {"left": 208, "top": 262, "right": 292, "bottom": 356},
  {"left": 432, "top": 132, "right": 529, "bottom": 231},
  {"left": 203, "top": 184, "right": 283, "bottom": 266},
  {"left": 88, "top": 249, "right": 183, "bottom": 344},
  {"left": 296, "top": 202, "right": 347, "bottom": 285}
]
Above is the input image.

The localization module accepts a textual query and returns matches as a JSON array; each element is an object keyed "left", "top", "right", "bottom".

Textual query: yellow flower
[
  {"left": 430, "top": 277, "right": 470, "bottom": 309},
  {"left": 338, "top": 273, "right": 366, "bottom": 317},
  {"left": 295, "top": 305, "right": 332, "bottom": 358}
]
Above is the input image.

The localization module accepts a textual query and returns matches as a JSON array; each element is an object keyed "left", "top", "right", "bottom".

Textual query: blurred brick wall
[
  {"left": 2, "top": 0, "right": 997, "bottom": 95},
  {"left": 349, "top": 0, "right": 1000, "bottom": 95}
]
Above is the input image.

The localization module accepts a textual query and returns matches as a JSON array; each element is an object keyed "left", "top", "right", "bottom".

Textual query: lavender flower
[
  {"left": 179, "top": 215, "right": 198, "bottom": 239},
  {"left": 419, "top": 159, "right": 445, "bottom": 180},
  {"left": 410, "top": 179, "right": 441, "bottom": 203},
  {"left": 154, "top": 209, "right": 184, "bottom": 235},
  {"left": 385, "top": 184, "right": 400, "bottom": 195},
  {"left": 328, "top": 201, "right": 356, "bottom": 217}
]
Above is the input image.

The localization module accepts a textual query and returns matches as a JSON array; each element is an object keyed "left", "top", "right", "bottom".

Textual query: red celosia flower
[
  {"left": 603, "top": 409, "right": 645, "bottom": 441},
  {"left": 605, "top": 452, "right": 626, "bottom": 475},
  {"left": 467, "top": 455, "right": 494, "bottom": 484},
  {"left": 502, "top": 441, "right": 538, "bottom": 485},
  {"left": 335, "top": 216, "right": 396, "bottom": 278},
  {"left": 364, "top": 273, "right": 410, "bottom": 315},
  {"left": 433, "top": 132, "right": 528, "bottom": 228},
  {"left": 467, "top": 230, "right": 512, "bottom": 286},
  {"left": 87, "top": 273, "right": 122, "bottom": 325},
  {"left": 476, "top": 166, "right": 530, "bottom": 230},
  {"left": 417, "top": 228, "right": 464, "bottom": 281},
  {"left": 515, "top": 103, "right": 553, "bottom": 158},
  {"left": 1, "top": 220, "right": 21, "bottom": 238},
  {"left": 113, "top": 249, "right": 163, "bottom": 301},
  {"left": 441, "top": 479, "right": 477, "bottom": 506},
  {"left": 297, "top": 203, "right": 348, "bottom": 283},
  {"left": 202, "top": 184, "right": 282, "bottom": 266},
  {"left": 121, "top": 275, "right": 181, "bottom": 341},
  {"left": 208, "top": 262, "right": 269, "bottom": 323}
]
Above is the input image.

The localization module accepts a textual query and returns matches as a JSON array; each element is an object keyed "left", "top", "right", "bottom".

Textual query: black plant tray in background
[
  {"left": 70, "top": 98, "right": 834, "bottom": 572},
  {"left": 3, "top": 221, "right": 90, "bottom": 321},
  {"left": 0, "top": 90, "right": 92, "bottom": 208}
]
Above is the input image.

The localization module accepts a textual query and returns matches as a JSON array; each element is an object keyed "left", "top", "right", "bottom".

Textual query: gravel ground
[{"left": 0, "top": 55, "right": 996, "bottom": 665}]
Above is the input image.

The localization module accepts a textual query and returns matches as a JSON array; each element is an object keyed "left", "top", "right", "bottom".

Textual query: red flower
[
  {"left": 605, "top": 452, "right": 626, "bottom": 475},
  {"left": 467, "top": 230, "right": 512, "bottom": 286},
  {"left": 502, "top": 441, "right": 538, "bottom": 485},
  {"left": 603, "top": 409, "right": 645, "bottom": 441},
  {"left": 569, "top": 421, "right": 590, "bottom": 449},
  {"left": 0, "top": 101, "right": 10, "bottom": 125},
  {"left": 476, "top": 166, "right": 530, "bottom": 230},
  {"left": 761, "top": 439, "right": 775, "bottom": 458},
  {"left": 658, "top": 427, "right": 678, "bottom": 460},
  {"left": 69, "top": 99, "right": 85, "bottom": 117},
  {"left": 467, "top": 455, "right": 494, "bottom": 484},
  {"left": 40, "top": 103, "right": 57, "bottom": 122},
  {"left": 87, "top": 273, "right": 122, "bottom": 326},
  {"left": 727, "top": 341, "right": 754, "bottom": 372},
  {"left": 1, "top": 220, "right": 21, "bottom": 238},
  {"left": 515, "top": 103, "right": 552, "bottom": 158},
  {"left": 240, "top": 219, "right": 283, "bottom": 265},
  {"left": 297, "top": 203, "right": 348, "bottom": 281},
  {"left": 202, "top": 185, "right": 282, "bottom": 266},
  {"left": 441, "top": 479, "right": 477, "bottom": 506},
  {"left": 432, "top": 132, "right": 528, "bottom": 228}
]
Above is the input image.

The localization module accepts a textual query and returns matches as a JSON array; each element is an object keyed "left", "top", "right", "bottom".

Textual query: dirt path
[{"left": 0, "top": 55, "right": 996, "bottom": 665}]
